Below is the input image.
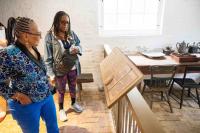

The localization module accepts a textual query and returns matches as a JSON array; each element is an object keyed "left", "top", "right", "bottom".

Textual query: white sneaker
[
  {"left": 59, "top": 109, "right": 67, "bottom": 122},
  {"left": 71, "top": 103, "right": 83, "bottom": 113}
]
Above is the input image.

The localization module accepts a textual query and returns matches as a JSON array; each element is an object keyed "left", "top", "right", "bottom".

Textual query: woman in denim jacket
[
  {"left": 0, "top": 17, "right": 59, "bottom": 133},
  {"left": 44, "top": 11, "right": 83, "bottom": 122}
]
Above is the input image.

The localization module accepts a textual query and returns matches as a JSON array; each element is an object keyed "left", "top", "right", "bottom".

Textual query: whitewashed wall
[{"left": 0, "top": 0, "right": 200, "bottom": 89}]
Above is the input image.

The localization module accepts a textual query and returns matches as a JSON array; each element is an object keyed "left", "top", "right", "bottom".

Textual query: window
[{"left": 98, "top": 0, "right": 165, "bottom": 36}]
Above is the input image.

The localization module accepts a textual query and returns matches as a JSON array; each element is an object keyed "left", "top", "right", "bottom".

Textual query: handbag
[
  {"left": 54, "top": 49, "right": 78, "bottom": 73},
  {"left": 51, "top": 86, "right": 57, "bottom": 95}
]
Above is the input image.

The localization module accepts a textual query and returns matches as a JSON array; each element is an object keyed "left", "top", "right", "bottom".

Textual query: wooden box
[{"left": 170, "top": 53, "right": 199, "bottom": 63}]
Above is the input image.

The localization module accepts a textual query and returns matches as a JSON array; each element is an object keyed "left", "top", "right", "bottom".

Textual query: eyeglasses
[
  {"left": 60, "top": 20, "right": 69, "bottom": 25},
  {"left": 26, "top": 31, "right": 42, "bottom": 38}
]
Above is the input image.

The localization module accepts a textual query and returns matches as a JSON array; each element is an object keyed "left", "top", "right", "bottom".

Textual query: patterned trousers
[{"left": 55, "top": 69, "right": 77, "bottom": 104}]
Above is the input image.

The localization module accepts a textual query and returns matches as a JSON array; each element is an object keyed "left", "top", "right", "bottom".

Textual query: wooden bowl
[{"left": 0, "top": 96, "right": 7, "bottom": 123}]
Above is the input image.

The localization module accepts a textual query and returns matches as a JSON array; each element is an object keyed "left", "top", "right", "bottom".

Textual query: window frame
[{"left": 98, "top": 0, "right": 165, "bottom": 37}]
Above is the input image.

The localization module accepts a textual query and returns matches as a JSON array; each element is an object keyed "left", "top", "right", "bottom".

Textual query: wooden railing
[
  {"left": 103, "top": 45, "right": 164, "bottom": 133},
  {"left": 110, "top": 88, "right": 164, "bottom": 133}
]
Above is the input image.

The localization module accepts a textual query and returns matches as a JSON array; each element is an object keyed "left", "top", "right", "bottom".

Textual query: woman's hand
[
  {"left": 49, "top": 76, "right": 56, "bottom": 87},
  {"left": 71, "top": 48, "right": 79, "bottom": 54},
  {"left": 70, "top": 46, "right": 79, "bottom": 54},
  {"left": 12, "top": 92, "right": 32, "bottom": 105}
]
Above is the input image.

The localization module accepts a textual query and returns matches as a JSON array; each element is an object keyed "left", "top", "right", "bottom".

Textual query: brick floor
[
  {"left": 1, "top": 84, "right": 200, "bottom": 133},
  {"left": 143, "top": 87, "right": 200, "bottom": 133},
  {"left": 0, "top": 84, "right": 115, "bottom": 133}
]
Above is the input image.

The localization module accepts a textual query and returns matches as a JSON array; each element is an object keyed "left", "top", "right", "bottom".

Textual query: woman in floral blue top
[{"left": 0, "top": 17, "right": 59, "bottom": 133}]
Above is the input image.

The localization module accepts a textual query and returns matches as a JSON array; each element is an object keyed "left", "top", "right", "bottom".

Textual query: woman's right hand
[
  {"left": 49, "top": 76, "right": 56, "bottom": 87},
  {"left": 12, "top": 92, "right": 32, "bottom": 105}
]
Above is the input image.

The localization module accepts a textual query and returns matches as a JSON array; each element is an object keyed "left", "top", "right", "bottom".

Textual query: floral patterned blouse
[{"left": 0, "top": 41, "right": 51, "bottom": 102}]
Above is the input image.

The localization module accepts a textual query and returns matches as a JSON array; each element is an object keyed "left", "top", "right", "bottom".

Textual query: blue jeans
[{"left": 8, "top": 95, "right": 59, "bottom": 133}]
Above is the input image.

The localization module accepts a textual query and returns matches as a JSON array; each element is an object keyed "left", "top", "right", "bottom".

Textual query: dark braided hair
[
  {"left": 6, "top": 17, "right": 34, "bottom": 45},
  {"left": 15, "top": 17, "right": 34, "bottom": 37},
  {"left": 51, "top": 11, "right": 71, "bottom": 37},
  {"left": 6, "top": 17, "right": 16, "bottom": 44}
]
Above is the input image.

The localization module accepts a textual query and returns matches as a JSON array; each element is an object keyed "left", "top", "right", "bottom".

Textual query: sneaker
[
  {"left": 59, "top": 109, "right": 67, "bottom": 122},
  {"left": 71, "top": 103, "right": 83, "bottom": 113}
]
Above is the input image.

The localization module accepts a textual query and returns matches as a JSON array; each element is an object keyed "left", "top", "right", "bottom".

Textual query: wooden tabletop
[
  {"left": 129, "top": 54, "right": 200, "bottom": 67},
  {"left": 129, "top": 54, "right": 200, "bottom": 75},
  {"left": 129, "top": 55, "right": 178, "bottom": 66}
]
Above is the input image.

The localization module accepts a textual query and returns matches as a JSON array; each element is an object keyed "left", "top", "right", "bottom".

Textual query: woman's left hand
[
  {"left": 70, "top": 46, "right": 79, "bottom": 54},
  {"left": 71, "top": 48, "right": 78, "bottom": 54},
  {"left": 18, "top": 93, "right": 32, "bottom": 105},
  {"left": 12, "top": 92, "right": 32, "bottom": 105}
]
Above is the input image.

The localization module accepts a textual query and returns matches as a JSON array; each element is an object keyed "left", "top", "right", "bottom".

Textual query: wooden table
[
  {"left": 129, "top": 55, "right": 200, "bottom": 74},
  {"left": 129, "top": 54, "right": 200, "bottom": 91},
  {"left": 103, "top": 44, "right": 200, "bottom": 74}
]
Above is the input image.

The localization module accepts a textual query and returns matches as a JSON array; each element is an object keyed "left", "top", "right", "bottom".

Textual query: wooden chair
[
  {"left": 142, "top": 65, "right": 176, "bottom": 113},
  {"left": 169, "top": 66, "right": 200, "bottom": 109}
]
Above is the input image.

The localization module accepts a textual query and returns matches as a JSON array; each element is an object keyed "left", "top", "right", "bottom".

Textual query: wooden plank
[{"left": 100, "top": 47, "right": 144, "bottom": 108}]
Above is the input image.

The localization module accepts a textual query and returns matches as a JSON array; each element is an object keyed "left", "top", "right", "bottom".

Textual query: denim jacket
[
  {"left": 0, "top": 41, "right": 51, "bottom": 102},
  {"left": 44, "top": 30, "right": 82, "bottom": 77}
]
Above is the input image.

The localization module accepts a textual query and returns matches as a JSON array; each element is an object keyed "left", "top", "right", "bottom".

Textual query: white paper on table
[{"left": 141, "top": 52, "right": 165, "bottom": 58}]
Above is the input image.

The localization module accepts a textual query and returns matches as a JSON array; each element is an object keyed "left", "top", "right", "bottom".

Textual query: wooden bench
[{"left": 77, "top": 73, "right": 94, "bottom": 101}]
